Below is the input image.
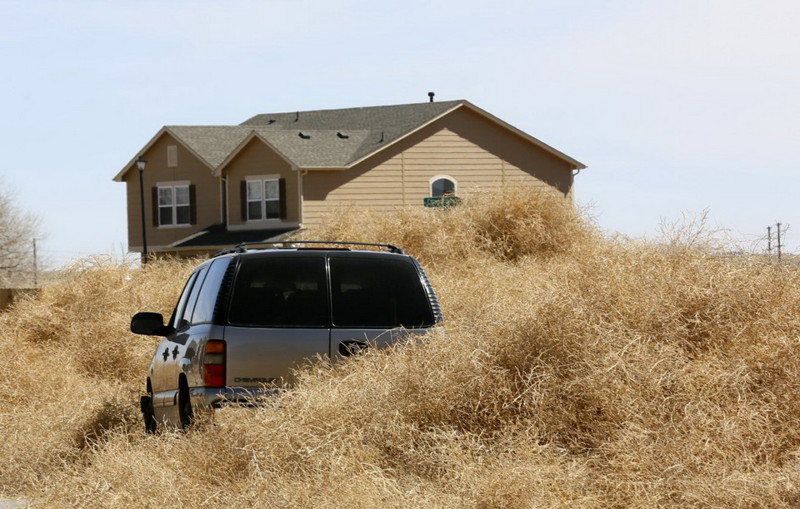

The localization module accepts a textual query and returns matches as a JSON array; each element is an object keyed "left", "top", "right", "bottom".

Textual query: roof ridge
[
  {"left": 247, "top": 99, "right": 465, "bottom": 118},
  {"left": 167, "top": 125, "right": 248, "bottom": 129}
]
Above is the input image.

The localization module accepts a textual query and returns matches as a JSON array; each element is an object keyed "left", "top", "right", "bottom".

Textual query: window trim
[
  {"left": 245, "top": 174, "right": 281, "bottom": 222},
  {"left": 429, "top": 175, "right": 458, "bottom": 197},
  {"left": 156, "top": 181, "right": 192, "bottom": 228}
]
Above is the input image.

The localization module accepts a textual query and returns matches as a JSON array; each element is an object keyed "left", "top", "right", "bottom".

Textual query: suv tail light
[{"left": 203, "top": 340, "right": 226, "bottom": 387}]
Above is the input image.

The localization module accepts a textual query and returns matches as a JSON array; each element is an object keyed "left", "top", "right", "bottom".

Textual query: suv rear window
[
  {"left": 228, "top": 257, "right": 328, "bottom": 328},
  {"left": 330, "top": 257, "right": 434, "bottom": 328}
]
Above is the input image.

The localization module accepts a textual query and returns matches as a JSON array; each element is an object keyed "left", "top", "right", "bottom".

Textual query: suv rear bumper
[{"left": 190, "top": 386, "right": 282, "bottom": 408}]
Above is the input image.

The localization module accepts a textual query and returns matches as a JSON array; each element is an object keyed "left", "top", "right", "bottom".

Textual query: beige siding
[
  {"left": 224, "top": 138, "right": 300, "bottom": 227},
  {"left": 125, "top": 132, "right": 220, "bottom": 251},
  {"left": 302, "top": 107, "right": 574, "bottom": 227},
  {"left": 303, "top": 158, "right": 403, "bottom": 226}
]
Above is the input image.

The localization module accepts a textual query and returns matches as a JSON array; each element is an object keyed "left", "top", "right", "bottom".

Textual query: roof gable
[
  {"left": 166, "top": 126, "right": 251, "bottom": 168},
  {"left": 113, "top": 126, "right": 251, "bottom": 181}
]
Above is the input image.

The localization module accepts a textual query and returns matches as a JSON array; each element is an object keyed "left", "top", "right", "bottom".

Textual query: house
[{"left": 114, "top": 98, "right": 586, "bottom": 257}]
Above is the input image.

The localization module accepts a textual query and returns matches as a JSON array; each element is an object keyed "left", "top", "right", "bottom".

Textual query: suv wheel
[
  {"left": 178, "top": 380, "right": 194, "bottom": 430},
  {"left": 140, "top": 394, "right": 157, "bottom": 434}
]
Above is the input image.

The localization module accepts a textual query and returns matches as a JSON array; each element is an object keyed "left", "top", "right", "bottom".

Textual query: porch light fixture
[{"left": 136, "top": 156, "right": 149, "bottom": 264}]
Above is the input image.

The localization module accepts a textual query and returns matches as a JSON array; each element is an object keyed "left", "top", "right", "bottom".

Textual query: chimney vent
[{"left": 428, "top": 91, "right": 435, "bottom": 103}]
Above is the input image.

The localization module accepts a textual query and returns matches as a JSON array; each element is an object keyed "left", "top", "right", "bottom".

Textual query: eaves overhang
[{"left": 459, "top": 101, "right": 587, "bottom": 170}]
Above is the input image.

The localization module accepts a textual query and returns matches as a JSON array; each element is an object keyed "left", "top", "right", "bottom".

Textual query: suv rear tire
[
  {"left": 178, "top": 380, "right": 194, "bottom": 430},
  {"left": 141, "top": 394, "right": 158, "bottom": 434}
]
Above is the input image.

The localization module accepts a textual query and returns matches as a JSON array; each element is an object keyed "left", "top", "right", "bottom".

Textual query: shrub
[{"left": 4, "top": 188, "right": 800, "bottom": 507}]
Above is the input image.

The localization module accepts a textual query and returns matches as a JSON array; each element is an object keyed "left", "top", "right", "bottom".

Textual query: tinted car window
[
  {"left": 181, "top": 266, "right": 208, "bottom": 327},
  {"left": 228, "top": 256, "right": 328, "bottom": 328},
  {"left": 191, "top": 257, "right": 231, "bottom": 324},
  {"left": 171, "top": 270, "right": 200, "bottom": 330},
  {"left": 330, "top": 257, "right": 434, "bottom": 328}
]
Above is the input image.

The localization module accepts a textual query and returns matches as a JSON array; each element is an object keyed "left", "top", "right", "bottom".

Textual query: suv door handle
[{"left": 338, "top": 340, "right": 368, "bottom": 357}]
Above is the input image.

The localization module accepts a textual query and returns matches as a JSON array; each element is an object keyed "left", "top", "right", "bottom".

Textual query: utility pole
[
  {"left": 767, "top": 226, "right": 772, "bottom": 254},
  {"left": 777, "top": 222, "right": 782, "bottom": 263},
  {"left": 32, "top": 238, "right": 38, "bottom": 287}
]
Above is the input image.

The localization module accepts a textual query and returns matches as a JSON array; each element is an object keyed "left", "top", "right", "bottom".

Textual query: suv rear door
[
  {"left": 223, "top": 253, "right": 330, "bottom": 388},
  {"left": 328, "top": 253, "right": 436, "bottom": 358}
]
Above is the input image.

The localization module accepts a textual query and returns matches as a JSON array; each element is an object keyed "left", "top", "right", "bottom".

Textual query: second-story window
[
  {"left": 246, "top": 178, "right": 280, "bottom": 220},
  {"left": 158, "top": 184, "right": 191, "bottom": 226}
]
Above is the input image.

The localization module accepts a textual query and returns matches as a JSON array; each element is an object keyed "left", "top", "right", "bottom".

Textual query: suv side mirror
[{"left": 131, "top": 312, "right": 174, "bottom": 336}]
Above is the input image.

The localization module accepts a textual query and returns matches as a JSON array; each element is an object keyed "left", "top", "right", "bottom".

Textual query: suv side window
[
  {"left": 190, "top": 257, "right": 231, "bottom": 324},
  {"left": 170, "top": 270, "right": 200, "bottom": 330},
  {"left": 178, "top": 267, "right": 208, "bottom": 329},
  {"left": 330, "top": 256, "right": 434, "bottom": 328},
  {"left": 228, "top": 256, "right": 328, "bottom": 328}
]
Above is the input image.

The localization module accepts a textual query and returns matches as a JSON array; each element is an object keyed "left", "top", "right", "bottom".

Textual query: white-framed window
[
  {"left": 246, "top": 177, "right": 281, "bottom": 220},
  {"left": 158, "top": 184, "right": 191, "bottom": 226},
  {"left": 430, "top": 176, "right": 457, "bottom": 197}
]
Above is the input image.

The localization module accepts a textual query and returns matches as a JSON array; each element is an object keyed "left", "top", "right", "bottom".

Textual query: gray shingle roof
[
  {"left": 116, "top": 99, "right": 586, "bottom": 183},
  {"left": 253, "top": 128, "right": 372, "bottom": 167},
  {"left": 166, "top": 126, "right": 251, "bottom": 169},
  {"left": 157, "top": 101, "right": 464, "bottom": 171},
  {"left": 241, "top": 100, "right": 463, "bottom": 165},
  {"left": 114, "top": 101, "right": 469, "bottom": 181}
]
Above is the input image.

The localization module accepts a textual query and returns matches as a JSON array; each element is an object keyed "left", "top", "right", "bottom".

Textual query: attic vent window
[
  {"left": 336, "top": 132, "right": 349, "bottom": 139},
  {"left": 298, "top": 132, "right": 311, "bottom": 139},
  {"left": 167, "top": 145, "right": 178, "bottom": 167}
]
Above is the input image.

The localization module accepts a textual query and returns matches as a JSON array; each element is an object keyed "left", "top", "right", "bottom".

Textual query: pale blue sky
[{"left": 2, "top": 0, "right": 798, "bottom": 265}]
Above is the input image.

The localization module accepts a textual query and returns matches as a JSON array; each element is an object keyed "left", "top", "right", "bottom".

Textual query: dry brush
[{"left": 2, "top": 188, "right": 800, "bottom": 507}]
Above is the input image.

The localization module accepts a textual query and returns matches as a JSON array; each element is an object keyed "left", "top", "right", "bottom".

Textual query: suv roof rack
[{"left": 213, "top": 240, "right": 404, "bottom": 257}]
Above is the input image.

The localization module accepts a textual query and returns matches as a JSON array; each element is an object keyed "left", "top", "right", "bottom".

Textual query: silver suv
[{"left": 131, "top": 242, "right": 443, "bottom": 432}]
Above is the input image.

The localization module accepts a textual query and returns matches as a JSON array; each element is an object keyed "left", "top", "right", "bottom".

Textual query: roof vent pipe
[
  {"left": 379, "top": 131, "right": 385, "bottom": 143},
  {"left": 428, "top": 91, "right": 435, "bottom": 102},
  {"left": 295, "top": 112, "right": 299, "bottom": 122}
]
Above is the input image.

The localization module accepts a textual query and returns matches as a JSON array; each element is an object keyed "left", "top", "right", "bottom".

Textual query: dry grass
[{"left": 3, "top": 187, "right": 800, "bottom": 507}]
